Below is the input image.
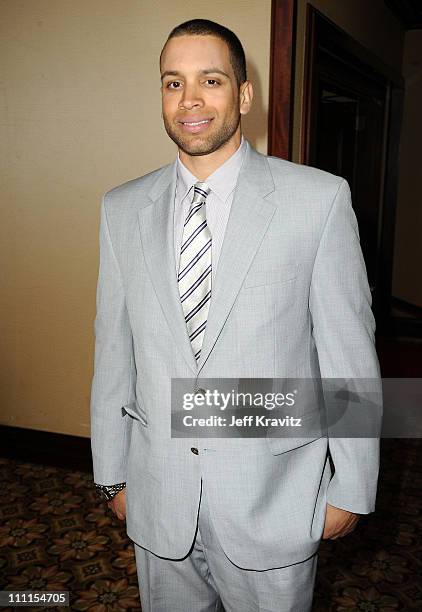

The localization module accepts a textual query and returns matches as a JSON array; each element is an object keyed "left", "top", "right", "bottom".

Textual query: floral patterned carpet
[{"left": 0, "top": 439, "right": 420, "bottom": 611}]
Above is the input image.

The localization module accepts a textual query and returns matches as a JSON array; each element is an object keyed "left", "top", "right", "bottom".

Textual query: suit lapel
[
  {"left": 137, "top": 144, "right": 277, "bottom": 377},
  {"left": 197, "top": 145, "right": 276, "bottom": 373},
  {"left": 137, "top": 164, "right": 198, "bottom": 375}
]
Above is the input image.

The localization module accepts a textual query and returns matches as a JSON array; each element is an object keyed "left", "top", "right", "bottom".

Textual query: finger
[
  {"left": 345, "top": 522, "right": 358, "bottom": 535},
  {"left": 341, "top": 521, "right": 357, "bottom": 535},
  {"left": 345, "top": 520, "right": 358, "bottom": 532},
  {"left": 337, "top": 517, "right": 356, "bottom": 534},
  {"left": 323, "top": 523, "right": 342, "bottom": 539},
  {"left": 336, "top": 525, "right": 356, "bottom": 538},
  {"left": 345, "top": 516, "right": 356, "bottom": 528}
]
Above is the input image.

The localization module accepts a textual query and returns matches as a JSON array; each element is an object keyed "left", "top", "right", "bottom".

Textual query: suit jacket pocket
[
  {"left": 243, "top": 264, "right": 297, "bottom": 288},
  {"left": 266, "top": 408, "right": 324, "bottom": 455},
  {"left": 121, "top": 400, "right": 148, "bottom": 427},
  {"left": 266, "top": 434, "right": 323, "bottom": 455}
]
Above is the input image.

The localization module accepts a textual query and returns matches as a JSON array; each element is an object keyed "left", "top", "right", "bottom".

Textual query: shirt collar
[{"left": 176, "top": 135, "right": 247, "bottom": 203}]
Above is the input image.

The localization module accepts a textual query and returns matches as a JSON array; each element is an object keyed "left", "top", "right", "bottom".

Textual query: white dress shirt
[{"left": 174, "top": 137, "right": 247, "bottom": 287}]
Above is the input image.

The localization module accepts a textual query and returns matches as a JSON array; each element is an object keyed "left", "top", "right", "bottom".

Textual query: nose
[{"left": 179, "top": 83, "right": 204, "bottom": 111}]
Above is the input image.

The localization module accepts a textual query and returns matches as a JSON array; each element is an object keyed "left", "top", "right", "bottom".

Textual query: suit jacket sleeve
[
  {"left": 90, "top": 195, "right": 135, "bottom": 485},
  {"left": 309, "top": 178, "right": 382, "bottom": 514}
]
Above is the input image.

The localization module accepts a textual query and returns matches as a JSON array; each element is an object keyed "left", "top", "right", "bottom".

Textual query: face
[{"left": 160, "top": 35, "right": 252, "bottom": 157}]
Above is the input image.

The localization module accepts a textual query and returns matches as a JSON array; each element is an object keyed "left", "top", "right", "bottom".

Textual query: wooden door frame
[{"left": 268, "top": 0, "right": 297, "bottom": 160}]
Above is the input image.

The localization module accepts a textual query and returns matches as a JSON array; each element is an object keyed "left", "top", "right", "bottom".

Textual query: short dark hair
[{"left": 162, "top": 19, "right": 247, "bottom": 87}]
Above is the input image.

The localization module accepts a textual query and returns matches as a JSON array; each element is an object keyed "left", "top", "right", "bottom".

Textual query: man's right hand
[{"left": 107, "top": 488, "right": 126, "bottom": 520}]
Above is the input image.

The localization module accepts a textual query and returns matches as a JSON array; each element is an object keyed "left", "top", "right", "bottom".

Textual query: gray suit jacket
[{"left": 90, "top": 141, "right": 381, "bottom": 569}]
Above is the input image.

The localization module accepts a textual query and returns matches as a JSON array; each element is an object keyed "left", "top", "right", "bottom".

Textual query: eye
[
  {"left": 167, "top": 81, "right": 182, "bottom": 89},
  {"left": 205, "top": 79, "right": 220, "bottom": 86}
]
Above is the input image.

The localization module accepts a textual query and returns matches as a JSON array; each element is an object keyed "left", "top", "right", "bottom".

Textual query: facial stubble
[{"left": 162, "top": 103, "right": 242, "bottom": 157}]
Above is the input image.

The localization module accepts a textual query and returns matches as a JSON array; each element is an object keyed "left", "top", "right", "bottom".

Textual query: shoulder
[
  {"left": 256, "top": 151, "right": 349, "bottom": 222},
  {"left": 244, "top": 146, "right": 351, "bottom": 228},
  {"left": 104, "top": 163, "right": 172, "bottom": 203},
  {"left": 101, "top": 163, "right": 174, "bottom": 224},
  {"left": 265, "top": 153, "right": 345, "bottom": 196}
]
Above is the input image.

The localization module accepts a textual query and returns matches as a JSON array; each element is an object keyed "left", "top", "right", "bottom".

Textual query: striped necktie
[{"left": 178, "top": 182, "right": 212, "bottom": 362}]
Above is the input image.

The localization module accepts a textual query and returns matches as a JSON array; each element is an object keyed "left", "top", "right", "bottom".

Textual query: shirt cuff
[{"left": 94, "top": 482, "right": 126, "bottom": 501}]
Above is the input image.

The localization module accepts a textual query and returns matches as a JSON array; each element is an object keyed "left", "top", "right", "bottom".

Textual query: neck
[{"left": 179, "top": 129, "right": 242, "bottom": 181}]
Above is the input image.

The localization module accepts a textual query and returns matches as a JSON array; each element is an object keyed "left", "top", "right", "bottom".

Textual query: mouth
[{"left": 178, "top": 118, "right": 213, "bottom": 134}]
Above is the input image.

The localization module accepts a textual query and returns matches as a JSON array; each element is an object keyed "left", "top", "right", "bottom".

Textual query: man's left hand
[{"left": 322, "top": 503, "right": 359, "bottom": 539}]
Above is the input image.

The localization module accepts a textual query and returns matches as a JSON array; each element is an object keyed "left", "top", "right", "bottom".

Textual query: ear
[{"left": 239, "top": 81, "right": 253, "bottom": 116}]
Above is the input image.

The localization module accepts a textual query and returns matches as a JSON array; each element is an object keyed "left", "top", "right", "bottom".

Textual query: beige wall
[
  {"left": 1, "top": 0, "right": 413, "bottom": 438},
  {"left": 392, "top": 30, "right": 422, "bottom": 307},
  {"left": 0, "top": 0, "right": 271, "bottom": 436},
  {"left": 292, "top": 0, "right": 404, "bottom": 160}
]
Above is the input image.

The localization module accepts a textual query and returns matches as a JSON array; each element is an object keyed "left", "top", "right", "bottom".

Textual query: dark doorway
[
  {"left": 314, "top": 62, "right": 387, "bottom": 293},
  {"left": 301, "top": 7, "right": 404, "bottom": 330}
]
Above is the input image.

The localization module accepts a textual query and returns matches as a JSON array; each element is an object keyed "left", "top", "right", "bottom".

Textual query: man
[{"left": 90, "top": 19, "right": 381, "bottom": 611}]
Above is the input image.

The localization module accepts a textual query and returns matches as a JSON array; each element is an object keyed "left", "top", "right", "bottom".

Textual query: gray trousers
[{"left": 134, "top": 482, "right": 317, "bottom": 611}]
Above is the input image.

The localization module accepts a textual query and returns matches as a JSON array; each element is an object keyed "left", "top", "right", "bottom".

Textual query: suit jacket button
[{"left": 191, "top": 447, "right": 199, "bottom": 455}]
